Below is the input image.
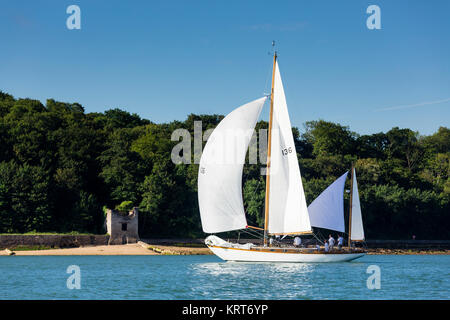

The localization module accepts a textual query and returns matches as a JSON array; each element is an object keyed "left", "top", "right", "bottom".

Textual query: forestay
[
  {"left": 267, "top": 61, "right": 312, "bottom": 235},
  {"left": 198, "top": 97, "right": 267, "bottom": 233},
  {"left": 307, "top": 171, "right": 349, "bottom": 232}
]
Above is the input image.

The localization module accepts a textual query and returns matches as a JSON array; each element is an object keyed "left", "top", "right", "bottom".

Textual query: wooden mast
[
  {"left": 263, "top": 51, "right": 277, "bottom": 246},
  {"left": 348, "top": 165, "right": 354, "bottom": 249}
]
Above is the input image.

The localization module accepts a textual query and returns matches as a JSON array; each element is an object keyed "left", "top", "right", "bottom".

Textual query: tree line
[{"left": 0, "top": 91, "right": 448, "bottom": 239}]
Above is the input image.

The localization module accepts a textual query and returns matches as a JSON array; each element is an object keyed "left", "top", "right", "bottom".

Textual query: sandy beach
[{"left": 1, "top": 244, "right": 154, "bottom": 256}]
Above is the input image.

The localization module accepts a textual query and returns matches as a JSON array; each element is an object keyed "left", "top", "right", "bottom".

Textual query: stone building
[{"left": 105, "top": 207, "right": 139, "bottom": 245}]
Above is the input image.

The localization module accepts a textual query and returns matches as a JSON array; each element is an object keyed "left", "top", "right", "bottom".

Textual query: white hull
[
  {"left": 205, "top": 236, "right": 365, "bottom": 263},
  {"left": 208, "top": 245, "right": 365, "bottom": 262}
]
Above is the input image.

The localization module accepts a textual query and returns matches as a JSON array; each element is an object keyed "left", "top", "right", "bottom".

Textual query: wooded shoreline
[
  {"left": 1, "top": 238, "right": 449, "bottom": 256},
  {"left": 1, "top": 235, "right": 449, "bottom": 249},
  {"left": 1, "top": 92, "right": 448, "bottom": 241},
  {"left": 1, "top": 245, "right": 448, "bottom": 256}
]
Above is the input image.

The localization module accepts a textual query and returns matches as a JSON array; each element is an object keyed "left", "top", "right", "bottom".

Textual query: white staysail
[
  {"left": 267, "top": 61, "right": 312, "bottom": 235},
  {"left": 198, "top": 97, "right": 267, "bottom": 233},
  {"left": 308, "top": 171, "right": 349, "bottom": 232},
  {"left": 350, "top": 168, "right": 365, "bottom": 241}
]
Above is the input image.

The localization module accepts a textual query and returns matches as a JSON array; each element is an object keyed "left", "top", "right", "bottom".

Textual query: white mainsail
[
  {"left": 267, "top": 61, "right": 312, "bottom": 235},
  {"left": 308, "top": 171, "right": 349, "bottom": 232},
  {"left": 350, "top": 168, "right": 365, "bottom": 241},
  {"left": 198, "top": 97, "right": 267, "bottom": 233}
]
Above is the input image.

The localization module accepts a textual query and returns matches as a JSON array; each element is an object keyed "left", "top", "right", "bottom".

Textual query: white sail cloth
[
  {"left": 350, "top": 168, "right": 365, "bottom": 241},
  {"left": 267, "top": 61, "right": 312, "bottom": 235},
  {"left": 198, "top": 97, "right": 267, "bottom": 233},
  {"left": 307, "top": 171, "right": 349, "bottom": 232}
]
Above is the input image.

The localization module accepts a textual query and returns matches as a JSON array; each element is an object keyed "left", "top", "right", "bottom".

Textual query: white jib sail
[
  {"left": 198, "top": 97, "right": 267, "bottom": 233},
  {"left": 350, "top": 168, "right": 365, "bottom": 241},
  {"left": 307, "top": 171, "right": 349, "bottom": 232},
  {"left": 267, "top": 61, "right": 312, "bottom": 235}
]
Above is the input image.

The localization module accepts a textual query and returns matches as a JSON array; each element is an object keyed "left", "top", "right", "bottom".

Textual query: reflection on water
[
  {"left": 193, "top": 261, "right": 315, "bottom": 275},
  {"left": 189, "top": 261, "right": 317, "bottom": 299},
  {"left": 267, "top": 261, "right": 315, "bottom": 273}
]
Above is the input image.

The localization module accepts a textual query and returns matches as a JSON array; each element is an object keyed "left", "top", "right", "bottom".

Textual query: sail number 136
[{"left": 281, "top": 147, "right": 292, "bottom": 156}]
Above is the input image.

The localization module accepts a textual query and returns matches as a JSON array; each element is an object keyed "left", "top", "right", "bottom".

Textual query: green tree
[
  {"left": 303, "top": 120, "right": 357, "bottom": 157},
  {"left": 99, "top": 127, "right": 147, "bottom": 206},
  {"left": 385, "top": 127, "right": 424, "bottom": 172},
  {"left": 243, "top": 178, "right": 265, "bottom": 227},
  {"left": 0, "top": 161, "right": 51, "bottom": 233}
]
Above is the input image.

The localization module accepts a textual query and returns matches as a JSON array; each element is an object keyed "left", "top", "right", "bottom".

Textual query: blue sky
[{"left": 1, "top": 0, "right": 449, "bottom": 135}]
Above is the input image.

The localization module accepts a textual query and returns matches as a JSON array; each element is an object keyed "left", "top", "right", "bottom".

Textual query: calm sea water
[{"left": 0, "top": 254, "right": 448, "bottom": 300}]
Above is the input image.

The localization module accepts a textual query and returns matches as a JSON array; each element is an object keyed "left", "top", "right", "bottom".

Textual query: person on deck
[
  {"left": 293, "top": 236, "right": 301, "bottom": 247},
  {"left": 328, "top": 235, "right": 335, "bottom": 251},
  {"left": 337, "top": 235, "right": 344, "bottom": 249},
  {"left": 324, "top": 241, "right": 329, "bottom": 252}
]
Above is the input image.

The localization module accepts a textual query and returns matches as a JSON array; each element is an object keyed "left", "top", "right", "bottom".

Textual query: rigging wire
[{"left": 263, "top": 40, "right": 277, "bottom": 96}]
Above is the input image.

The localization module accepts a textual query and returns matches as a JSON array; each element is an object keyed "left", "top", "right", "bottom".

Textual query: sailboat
[{"left": 198, "top": 52, "right": 366, "bottom": 262}]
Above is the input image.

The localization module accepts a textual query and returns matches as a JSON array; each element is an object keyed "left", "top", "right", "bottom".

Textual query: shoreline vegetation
[{"left": 1, "top": 241, "right": 448, "bottom": 256}]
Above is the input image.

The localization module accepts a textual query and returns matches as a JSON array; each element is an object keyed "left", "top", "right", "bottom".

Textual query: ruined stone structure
[{"left": 105, "top": 207, "right": 139, "bottom": 245}]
